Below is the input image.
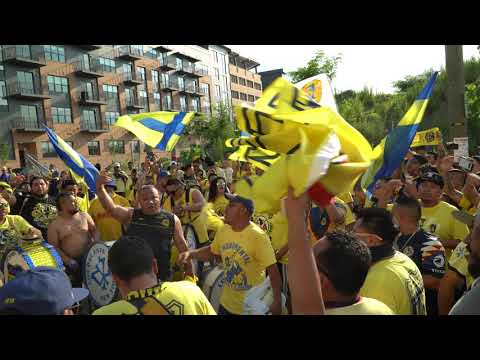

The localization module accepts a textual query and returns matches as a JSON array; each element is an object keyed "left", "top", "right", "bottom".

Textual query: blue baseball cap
[
  {"left": 225, "top": 193, "right": 254, "bottom": 214},
  {"left": 0, "top": 267, "right": 89, "bottom": 315},
  {"left": 158, "top": 170, "right": 170, "bottom": 178}
]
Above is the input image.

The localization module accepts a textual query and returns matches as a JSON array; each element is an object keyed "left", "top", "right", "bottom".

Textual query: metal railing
[
  {"left": 7, "top": 81, "right": 44, "bottom": 96},
  {"left": 160, "top": 77, "right": 180, "bottom": 90},
  {"left": 13, "top": 117, "right": 43, "bottom": 129},
  {"left": 178, "top": 62, "right": 194, "bottom": 73},
  {"left": 159, "top": 55, "right": 177, "bottom": 69},
  {"left": 2, "top": 46, "right": 44, "bottom": 63},
  {"left": 116, "top": 45, "right": 144, "bottom": 58},
  {"left": 80, "top": 117, "right": 102, "bottom": 131},
  {"left": 122, "top": 71, "right": 144, "bottom": 83},
  {"left": 193, "top": 64, "right": 208, "bottom": 77},
  {"left": 79, "top": 88, "right": 106, "bottom": 103},
  {"left": 73, "top": 57, "right": 104, "bottom": 74},
  {"left": 126, "top": 96, "right": 143, "bottom": 108}
]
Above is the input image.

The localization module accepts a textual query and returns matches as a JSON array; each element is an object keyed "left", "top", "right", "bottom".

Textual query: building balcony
[
  {"left": 6, "top": 82, "right": 51, "bottom": 100},
  {"left": 154, "top": 45, "right": 172, "bottom": 53},
  {"left": 80, "top": 118, "right": 108, "bottom": 133},
  {"left": 2, "top": 46, "right": 46, "bottom": 67},
  {"left": 160, "top": 78, "right": 180, "bottom": 91},
  {"left": 159, "top": 55, "right": 176, "bottom": 71},
  {"left": 175, "top": 63, "right": 194, "bottom": 75},
  {"left": 73, "top": 58, "right": 104, "bottom": 78},
  {"left": 122, "top": 72, "right": 143, "bottom": 86},
  {"left": 126, "top": 98, "right": 144, "bottom": 110},
  {"left": 78, "top": 91, "right": 107, "bottom": 106},
  {"left": 162, "top": 99, "right": 179, "bottom": 111},
  {"left": 116, "top": 45, "right": 144, "bottom": 61},
  {"left": 12, "top": 118, "right": 45, "bottom": 132},
  {"left": 192, "top": 64, "right": 208, "bottom": 77}
]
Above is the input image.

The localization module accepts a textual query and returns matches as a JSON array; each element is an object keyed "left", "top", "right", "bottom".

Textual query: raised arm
[
  {"left": 96, "top": 172, "right": 133, "bottom": 224},
  {"left": 286, "top": 187, "right": 325, "bottom": 315},
  {"left": 172, "top": 215, "right": 194, "bottom": 277},
  {"left": 186, "top": 189, "right": 205, "bottom": 212}
]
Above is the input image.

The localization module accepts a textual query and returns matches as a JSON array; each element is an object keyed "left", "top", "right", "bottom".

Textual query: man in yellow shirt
[
  {"left": 354, "top": 207, "right": 427, "bottom": 315},
  {"left": 417, "top": 172, "right": 470, "bottom": 259},
  {"left": 59, "top": 180, "right": 89, "bottom": 213},
  {"left": 93, "top": 236, "right": 215, "bottom": 315},
  {"left": 178, "top": 193, "right": 282, "bottom": 315},
  {"left": 88, "top": 180, "right": 130, "bottom": 242}
]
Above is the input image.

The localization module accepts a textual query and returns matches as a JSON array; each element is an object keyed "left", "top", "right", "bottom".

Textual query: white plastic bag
[{"left": 243, "top": 277, "right": 286, "bottom": 315}]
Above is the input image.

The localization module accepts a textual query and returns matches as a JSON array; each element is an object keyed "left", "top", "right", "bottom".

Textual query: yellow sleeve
[
  {"left": 12, "top": 215, "right": 33, "bottom": 234},
  {"left": 452, "top": 216, "right": 470, "bottom": 243},
  {"left": 449, "top": 242, "right": 469, "bottom": 277},
  {"left": 360, "top": 272, "right": 400, "bottom": 315},
  {"left": 458, "top": 196, "right": 472, "bottom": 212},
  {"left": 117, "top": 196, "right": 131, "bottom": 207},
  {"left": 254, "top": 231, "right": 277, "bottom": 269},
  {"left": 210, "top": 229, "right": 222, "bottom": 255}
]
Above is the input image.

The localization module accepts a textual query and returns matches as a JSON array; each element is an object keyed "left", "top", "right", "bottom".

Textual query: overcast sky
[{"left": 227, "top": 45, "right": 480, "bottom": 94}]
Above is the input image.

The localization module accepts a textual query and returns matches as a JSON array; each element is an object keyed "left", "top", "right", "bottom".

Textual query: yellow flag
[
  {"left": 228, "top": 146, "right": 280, "bottom": 171},
  {"left": 411, "top": 127, "right": 442, "bottom": 147}
]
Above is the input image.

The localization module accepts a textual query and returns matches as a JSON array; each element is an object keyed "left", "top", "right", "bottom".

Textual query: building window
[
  {"left": 163, "top": 93, "right": 172, "bottom": 110},
  {"left": 240, "top": 93, "right": 247, "bottom": 101},
  {"left": 200, "top": 83, "right": 209, "bottom": 97},
  {"left": 180, "top": 95, "right": 187, "bottom": 111},
  {"left": 103, "top": 84, "right": 118, "bottom": 102},
  {"left": 153, "top": 92, "right": 161, "bottom": 107},
  {"left": 108, "top": 140, "right": 125, "bottom": 154},
  {"left": 191, "top": 97, "right": 200, "bottom": 112},
  {"left": 138, "top": 90, "right": 148, "bottom": 107},
  {"left": 44, "top": 45, "right": 65, "bottom": 63},
  {"left": 125, "top": 88, "right": 133, "bottom": 104},
  {"left": 152, "top": 70, "right": 159, "bottom": 91},
  {"left": 88, "top": 141, "right": 101, "bottom": 156},
  {"left": 41, "top": 142, "right": 57, "bottom": 158},
  {"left": 231, "top": 90, "right": 239, "bottom": 99},
  {"left": 47, "top": 75, "right": 69, "bottom": 94},
  {"left": 213, "top": 51, "right": 218, "bottom": 63},
  {"left": 137, "top": 67, "right": 146, "bottom": 81},
  {"left": 221, "top": 76, "right": 228, "bottom": 92},
  {"left": 17, "top": 71, "right": 34, "bottom": 91},
  {"left": 231, "top": 75, "right": 238, "bottom": 84},
  {"left": 215, "top": 85, "right": 221, "bottom": 99},
  {"left": 239, "top": 77, "right": 246, "bottom": 86},
  {"left": 175, "top": 58, "right": 183, "bottom": 71},
  {"left": 82, "top": 109, "right": 97, "bottom": 127},
  {"left": 0, "top": 45, "right": 3, "bottom": 71},
  {"left": 254, "top": 82, "right": 262, "bottom": 90},
  {"left": 52, "top": 107, "right": 72, "bottom": 124},
  {"left": 248, "top": 94, "right": 255, "bottom": 102},
  {"left": 0, "top": 81, "right": 8, "bottom": 107},
  {"left": 105, "top": 111, "right": 119, "bottom": 125},
  {"left": 214, "top": 68, "right": 219, "bottom": 80},
  {"left": 131, "top": 45, "right": 144, "bottom": 56},
  {"left": 247, "top": 80, "right": 254, "bottom": 88},
  {"left": 178, "top": 77, "right": 185, "bottom": 90},
  {"left": 99, "top": 57, "right": 116, "bottom": 73},
  {"left": 21, "top": 105, "right": 38, "bottom": 126},
  {"left": 131, "top": 140, "right": 140, "bottom": 154}
]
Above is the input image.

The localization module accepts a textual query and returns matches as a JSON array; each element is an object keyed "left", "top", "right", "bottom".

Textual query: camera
[
  {"left": 458, "top": 156, "right": 474, "bottom": 172},
  {"left": 446, "top": 142, "right": 459, "bottom": 151}
]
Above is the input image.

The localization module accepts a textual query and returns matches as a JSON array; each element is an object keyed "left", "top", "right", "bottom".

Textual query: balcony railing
[
  {"left": 193, "top": 64, "right": 208, "bottom": 77},
  {"left": 160, "top": 77, "right": 180, "bottom": 91},
  {"left": 78, "top": 89, "right": 107, "bottom": 106},
  {"left": 122, "top": 71, "right": 143, "bottom": 85},
  {"left": 6, "top": 81, "right": 51, "bottom": 100},
  {"left": 159, "top": 55, "right": 176, "bottom": 70},
  {"left": 80, "top": 118, "right": 107, "bottom": 132},
  {"left": 162, "top": 98, "right": 177, "bottom": 111},
  {"left": 176, "top": 62, "right": 194, "bottom": 75},
  {"left": 126, "top": 97, "right": 144, "bottom": 109},
  {"left": 12, "top": 117, "right": 45, "bottom": 131},
  {"left": 73, "top": 58, "right": 104, "bottom": 77},
  {"left": 2, "top": 46, "right": 46, "bottom": 67},
  {"left": 116, "top": 45, "right": 144, "bottom": 60}
]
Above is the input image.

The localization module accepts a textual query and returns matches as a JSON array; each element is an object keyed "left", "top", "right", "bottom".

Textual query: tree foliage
[
  {"left": 289, "top": 50, "right": 342, "bottom": 83},
  {"left": 0, "top": 144, "right": 9, "bottom": 167}
]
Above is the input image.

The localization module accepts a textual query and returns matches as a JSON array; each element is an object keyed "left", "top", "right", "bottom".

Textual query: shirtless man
[{"left": 47, "top": 193, "right": 96, "bottom": 286}]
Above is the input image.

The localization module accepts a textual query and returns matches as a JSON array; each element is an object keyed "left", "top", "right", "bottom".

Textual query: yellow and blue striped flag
[
  {"left": 361, "top": 72, "right": 438, "bottom": 195},
  {"left": 114, "top": 111, "right": 196, "bottom": 152},
  {"left": 45, "top": 126, "right": 99, "bottom": 193}
]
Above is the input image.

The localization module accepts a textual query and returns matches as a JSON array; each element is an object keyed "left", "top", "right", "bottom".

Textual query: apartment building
[
  {"left": 229, "top": 51, "right": 262, "bottom": 107},
  {"left": 0, "top": 45, "right": 212, "bottom": 169}
]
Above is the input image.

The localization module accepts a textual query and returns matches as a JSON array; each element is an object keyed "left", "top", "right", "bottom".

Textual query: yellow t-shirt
[
  {"left": 211, "top": 222, "right": 277, "bottom": 315},
  {"left": 0, "top": 215, "right": 33, "bottom": 249},
  {"left": 75, "top": 195, "right": 89, "bottom": 213},
  {"left": 360, "top": 251, "right": 427, "bottom": 315},
  {"left": 93, "top": 281, "right": 216, "bottom": 315},
  {"left": 449, "top": 241, "right": 474, "bottom": 289},
  {"left": 337, "top": 192, "right": 354, "bottom": 206},
  {"left": 325, "top": 297, "right": 395, "bottom": 315},
  {"left": 420, "top": 201, "right": 470, "bottom": 260},
  {"left": 209, "top": 196, "right": 229, "bottom": 217},
  {"left": 88, "top": 194, "right": 130, "bottom": 242}
]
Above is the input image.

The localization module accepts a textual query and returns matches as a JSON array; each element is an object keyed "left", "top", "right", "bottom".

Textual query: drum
[
  {"left": 83, "top": 241, "right": 119, "bottom": 309},
  {"left": 201, "top": 265, "right": 225, "bottom": 313},
  {"left": 1, "top": 239, "right": 64, "bottom": 284},
  {"left": 170, "top": 224, "right": 198, "bottom": 281}
]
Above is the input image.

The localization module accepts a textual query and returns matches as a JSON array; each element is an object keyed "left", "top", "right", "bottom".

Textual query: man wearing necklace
[{"left": 392, "top": 196, "right": 446, "bottom": 315}]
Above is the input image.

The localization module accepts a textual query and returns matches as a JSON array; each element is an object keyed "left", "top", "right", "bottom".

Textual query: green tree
[
  {"left": 0, "top": 144, "right": 9, "bottom": 167},
  {"left": 289, "top": 50, "right": 342, "bottom": 83},
  {"left": 186, "top": 102, "right": 238, "bottom": 161}
]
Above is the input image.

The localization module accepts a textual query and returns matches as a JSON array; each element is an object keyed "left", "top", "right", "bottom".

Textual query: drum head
[
  {"left": 2, "top": 249, "right": 29, "bottom": 283},
  {"left": 83, "top": 242, "right": 117, "bottom": 307},
  {"left": 201, "top": 266, "right": 224, "bottom": 313}
]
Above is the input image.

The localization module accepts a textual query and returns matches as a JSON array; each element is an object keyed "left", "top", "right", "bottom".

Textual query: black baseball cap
[
  {"left": 0, "top": 267, "right": 89, "bottom": 315},
  {"left": 225, "top": 193, "right": 254, "bottom": 214},
  {"left": 416, "top": 171, "right": 444, "bottom": 189}
]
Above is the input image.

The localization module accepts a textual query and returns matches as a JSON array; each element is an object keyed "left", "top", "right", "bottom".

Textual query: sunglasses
[{"left": 0, "top": 203, "right": 9, "bottom": 210}]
